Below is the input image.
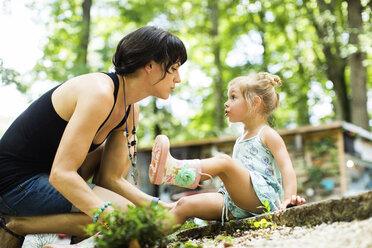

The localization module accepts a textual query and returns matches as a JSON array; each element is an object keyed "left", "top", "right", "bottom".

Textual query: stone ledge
[{"left": 174, "top": 190, "right": 372, "bottom": 241}]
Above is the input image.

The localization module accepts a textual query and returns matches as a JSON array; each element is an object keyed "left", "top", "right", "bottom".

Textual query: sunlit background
[
  {"left": 1, "top": 2, "right": 372, "bottom": 245},
  {"left": 3, "top": 0, "right": 369, "bottom": 141}
]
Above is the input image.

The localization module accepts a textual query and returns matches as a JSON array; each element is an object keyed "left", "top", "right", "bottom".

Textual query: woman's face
[{"left": 152, "top": 62, "right": 181, "bottom": 99}]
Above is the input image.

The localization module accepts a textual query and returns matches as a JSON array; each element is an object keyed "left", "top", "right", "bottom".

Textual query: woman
[{"left": 0, "top": 25, "right": 187, "bottom": 248}]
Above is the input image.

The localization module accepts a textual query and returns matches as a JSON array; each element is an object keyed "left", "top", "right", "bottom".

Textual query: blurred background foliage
[{"left": 1, "top": 0, "right": 371, "bottom": 146}]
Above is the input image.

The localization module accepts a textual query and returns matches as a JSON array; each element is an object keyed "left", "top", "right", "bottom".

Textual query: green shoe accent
[{"left": 175, "top": 166, "right": 196, "bottom": 187}]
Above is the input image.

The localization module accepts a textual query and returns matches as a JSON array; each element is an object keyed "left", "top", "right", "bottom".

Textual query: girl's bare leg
[
  {"left": 169, "top": 192, "right": 226, "bottom": 227},
  {"left": 198, "top": 154, "right": 262, "bottom": 213},
  {"left": 151, "top": 136, "right": 261, "bottom": 213}
]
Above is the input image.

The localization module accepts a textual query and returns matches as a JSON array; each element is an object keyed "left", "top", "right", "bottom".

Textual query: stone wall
[{"left": 174, "top": 190, "right": 372, "bottom": 240}]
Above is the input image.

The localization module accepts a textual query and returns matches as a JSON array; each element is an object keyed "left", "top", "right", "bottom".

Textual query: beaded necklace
[{"left": 122, "top": 76, "right": 138, "bottom": 184}]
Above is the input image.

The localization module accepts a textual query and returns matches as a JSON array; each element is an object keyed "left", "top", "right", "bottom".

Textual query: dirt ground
[{"left": 169, "top": 216, "right": 372, "bottom": 248}]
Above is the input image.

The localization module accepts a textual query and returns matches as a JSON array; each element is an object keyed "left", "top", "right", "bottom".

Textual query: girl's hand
[{"left": 280, "top": 195, "right": 306, "bottom": 210}]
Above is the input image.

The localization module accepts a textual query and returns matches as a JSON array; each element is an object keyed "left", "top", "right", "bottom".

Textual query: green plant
[
  {"left": 250, "top": 218, "right": 272, "bottom": 229},
  {"left": 216, "top": 234, "right": 233, "bottom": 243},
  {"left": 179, "top": 220, "right": 199, "bottom": 231},
  {"left": 173, "top": 240, "right": 203, "bottom": 248},
  {"left": 85, "top": 203, "right": 175, "bottom": 248},
  {"left": 249, "top": 200, "right": 276, "bottom": 229}
]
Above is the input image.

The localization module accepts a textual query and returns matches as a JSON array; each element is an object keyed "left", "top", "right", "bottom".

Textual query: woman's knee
[{"left": 79, "top": 146, "right": 103, "bottom": 181}]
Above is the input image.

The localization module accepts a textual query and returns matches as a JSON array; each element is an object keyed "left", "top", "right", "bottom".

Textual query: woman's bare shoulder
[
  {"left": 53, "top": 73, "right": 115, "bottom": 121},
  {"left": 67, "top": 72, "right": 115, "bottom": 96}
]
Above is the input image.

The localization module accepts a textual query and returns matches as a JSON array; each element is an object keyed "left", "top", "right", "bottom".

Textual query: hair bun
[
  {"left": 271, "top": 75, "right": 282, "bottom": 87},
  {"left": 257, "top": 72, "right": 282, "bottom": 87}
]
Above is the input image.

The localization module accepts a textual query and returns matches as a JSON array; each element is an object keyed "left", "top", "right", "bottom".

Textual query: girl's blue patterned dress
[{"left": 218, "top": 126, "right": 283, "bottom": 223}]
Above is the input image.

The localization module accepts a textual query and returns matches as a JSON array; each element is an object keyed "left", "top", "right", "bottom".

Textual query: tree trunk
[
  {"left": 347, "top": 0, "right": 369, "bottom": 130},
  {"left": 258, "top": 9, "right": 268, "bottom": 71},
  {"left": 325, "top": 57, "right": 350, "bottom": 121},
  {"left": 295, "top": 63, "right": 311, "bottom": 126},
  {"left": 210, "top": 0, "right": 224, "bottom": 132},
  {"left": 285, "top": 7, "right": 311, "bottom": 125},
  {"left": 77, "top": 0, "right": 92, "bottom": 66},
  {"left": 305, "top": 0, "right": 351, "bottom": 122}
]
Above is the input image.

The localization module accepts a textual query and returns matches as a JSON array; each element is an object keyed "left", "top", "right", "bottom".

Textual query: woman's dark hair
[{"left": 112, "top": 26, "right": 187, "bottom": 78}]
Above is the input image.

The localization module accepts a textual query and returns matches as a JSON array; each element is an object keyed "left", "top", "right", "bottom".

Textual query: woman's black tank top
[{"left": 0, "top": 72, "right": 131, "bottom": 195}]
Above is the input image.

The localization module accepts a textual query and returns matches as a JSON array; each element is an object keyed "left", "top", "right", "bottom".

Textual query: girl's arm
[{"left": 262, "top": 127, "right": 306, "bottom": 209}]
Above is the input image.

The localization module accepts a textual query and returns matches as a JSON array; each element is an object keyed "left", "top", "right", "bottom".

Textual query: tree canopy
[{"left": 1, "top": 0, "right": 371, "bottom": 145}]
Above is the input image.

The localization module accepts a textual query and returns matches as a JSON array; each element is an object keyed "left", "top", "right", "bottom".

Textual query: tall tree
[
  {"left": 76, "top": 0, "right": 92, "bottom": 70},
  {"left": 304, "top": 0, "right": 350, "bottom": 122},
  {"left": 34, "top": 0, "right": 93, "bottom": 82},
  {"left": 209, "top": 0, "right": 224, "bottom": 131},
  {"left": 277, "top": 0, "right": 313, "bottom": 126},
  {"left": 347, "top": 0, "right": 369, "bottom": 130}
]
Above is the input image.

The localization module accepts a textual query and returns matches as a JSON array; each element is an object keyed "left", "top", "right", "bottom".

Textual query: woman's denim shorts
[{"left": 0, "top": 174, "right": 95, "bottom": 216}]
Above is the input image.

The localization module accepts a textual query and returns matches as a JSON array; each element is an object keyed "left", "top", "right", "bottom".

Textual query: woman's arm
[
  {"left": 96, "top": 104, "right": 165, "bottom": 207},
  {"left": 49, "top": 78, "right": 115, "bottom": 218},
  {"left": 262, "top": 128, "right": 306, "bottom": 209}
]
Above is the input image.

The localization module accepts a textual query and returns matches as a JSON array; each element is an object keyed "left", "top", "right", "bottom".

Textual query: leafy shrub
[
  {"left": 85, "top": 203, "right": 175, "bottom": 248},
  {"left": 178, "top": 220, "right": 199, "bottom": 231},
  {"left": 248, "top": 200, "right": 276, "bottom": 229}
]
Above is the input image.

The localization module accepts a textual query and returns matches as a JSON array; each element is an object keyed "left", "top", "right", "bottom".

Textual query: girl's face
[
  {"left": 152, "top": 62, "right": 181, "bottom": 99},
  {"left": 224, "top": 84, "right": 250, "bottom": 123}
]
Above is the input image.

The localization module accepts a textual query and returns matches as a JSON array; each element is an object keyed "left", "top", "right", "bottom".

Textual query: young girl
[{"left": 149, "top": 72, "right": 306, "bottom": 225}]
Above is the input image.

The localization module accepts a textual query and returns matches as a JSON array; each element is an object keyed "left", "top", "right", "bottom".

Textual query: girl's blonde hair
[{"left": 229, "top": 72, "right": 282, "bottom": 116}]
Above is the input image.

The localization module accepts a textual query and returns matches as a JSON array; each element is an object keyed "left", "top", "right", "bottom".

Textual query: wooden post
[{"left": 337, "top": 128, "right": 347, "bottom": 196}]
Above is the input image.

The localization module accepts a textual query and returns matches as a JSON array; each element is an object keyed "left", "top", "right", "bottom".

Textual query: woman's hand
[
  {"left": 160, "top": 201, "right": 177, "bottom": 210},
  {"left": 280, "top": 195, "right": 306, "bottom": 210}
]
